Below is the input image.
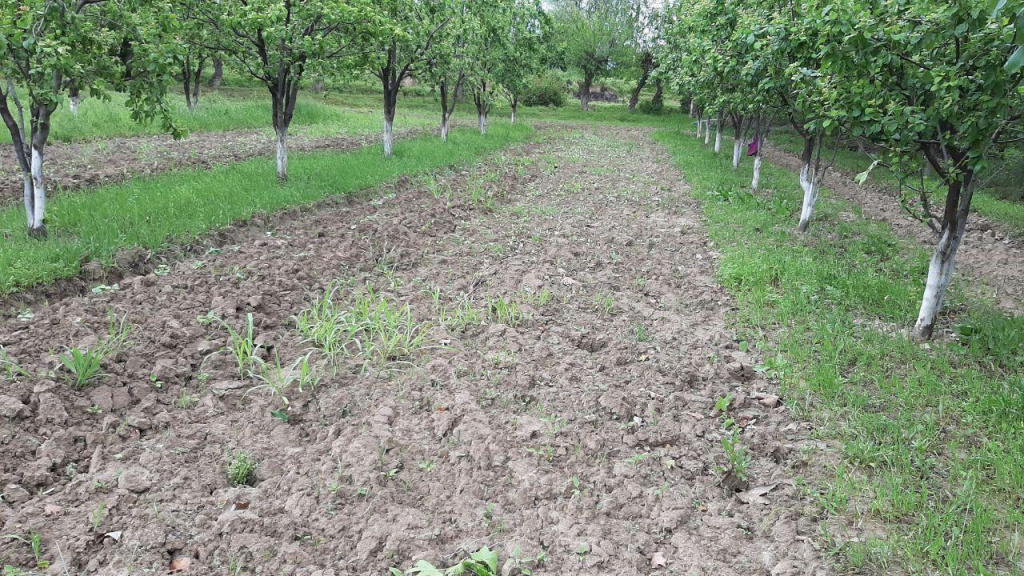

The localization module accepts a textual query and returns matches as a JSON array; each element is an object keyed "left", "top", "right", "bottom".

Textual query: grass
[
  {"left": 0, "top": 85, "right": 682, "bottom": 144},
  {"left": 656, "top": 129, "right": 1024, "bottom": 575},
  {"left": 0, "top": 90, "right": 437, "bottom": 144},
  {"left": 0, "top": 123, "right": 533, "bottom": 294},
  {"left": 769, "top": 129, "right": 1024, "bottom": 239}
]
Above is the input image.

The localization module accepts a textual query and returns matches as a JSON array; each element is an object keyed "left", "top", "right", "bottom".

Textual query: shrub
[
  {"left": 522, "top": 73, "right": 566, "bottom": 108},
  {"left": 637, "top": 98, "right": 665, "bottom": 115}
]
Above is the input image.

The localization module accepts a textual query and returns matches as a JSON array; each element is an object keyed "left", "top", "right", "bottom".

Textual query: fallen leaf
[
  {"left": 223, "top": 501, "right": 250, "bottom": 513},
  {"left": 736, "top": 483, "right": 779, "bottom": 505},
  {"left": 169, "top": 556, "right": 191, "bottom": 572},
  {"left": 758, "top": 394, "right": 780, "bottom": 408},
  {"left": 104, "top": 531, "right": 122, "bottom": 542},
  {"left": 651, "top": 551, "right": 667, "bottom": 568}
]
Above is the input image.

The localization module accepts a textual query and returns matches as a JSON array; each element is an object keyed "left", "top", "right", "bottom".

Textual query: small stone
[
  {"left": 118, "top": 467, "right": 153, "bottom": 493},
  {"left": 35, "top": 393, "right": 68, "bottom": 425},
  {"left": 2, "top": 484, "right": 31, "bottom": 503},
  {"left": 0, "top": 395, "right": 27, "bottom": 418}
]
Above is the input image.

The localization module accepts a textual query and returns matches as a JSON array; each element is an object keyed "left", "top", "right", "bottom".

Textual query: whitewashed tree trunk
[
  {"left": 69, "top": 96, "right": 80, "bottom": 116},
  {"left": 441, "top": 113, "right": 450, "bottom": 143},
  {"left": 510, "top": 105, "right": 517, "bottom": 124},
  {"left": 478, "top": 113, "right": 487, "bottom": 135},
  {"left": 714, "top": 122, "right": 722, "bottom": 154},
  {"left": 704, "top": 120, "right": 711, "bottom": 145},
  {"left": 732, "top": 140, "right": 742, "bottom": 169},
  {"left": 689, "top": 101, "right": 696, "bottom": 116},
  {"left": 383, "top": 117, "right": 395, "bottom": 158},
  {"left": 275, "top": 127, "right": 288, "bottom": 182},
  {"left": 796, "top": 165, "right": 820, "bottom": 233},
  {"left": 22, "top": 173, "right": 33, "bottom": 228},
  {"left": 752, "top": 154, "right": 763, "bottom": 192},
  {"left": 914, "top": 223, "right": 964, "bottom": 340},
  {"left": 696, "top": 116, "right": 703, "bottom": 138},
  {"left": 29, "top": 146, "right": 45, "bottom": 234}
]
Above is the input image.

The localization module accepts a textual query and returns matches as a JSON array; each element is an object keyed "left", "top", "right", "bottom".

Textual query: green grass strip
[
  {"left": 0, "top": 123, "right": 533, "bottom": 294},
  {"left": 655, "top": 129, "right": 1024, "bottom": 575}
]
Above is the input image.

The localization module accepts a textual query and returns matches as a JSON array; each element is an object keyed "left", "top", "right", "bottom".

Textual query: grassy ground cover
[
  {"left": 655, "top": 129, "right": 1024, "bottom": 575},
  {"left": 0, "top": 85, "right": 681, "bottom": 144},
  {"left": 0, "top": 124, "right": 532, "bottom": 294},
  {"left": 769, "top": 130, "right": 1024, "bottom": 239}
]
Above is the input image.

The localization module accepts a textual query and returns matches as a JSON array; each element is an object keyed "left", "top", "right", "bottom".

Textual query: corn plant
[
  {"left": 487, "top": 296, "right": 523, "bottom": 327},
  {"left": 215, "top": 313, "right": 261, "bottom": 378}
]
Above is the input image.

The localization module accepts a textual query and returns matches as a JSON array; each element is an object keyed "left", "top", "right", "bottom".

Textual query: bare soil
[
  {"left": 1, "top": 127, "right": 829, "bottom": 575},
  {"left": 0, "top": 126, "right": 426, "bottom": 206},
  {"left": 762, "top": 143, "right": 1024, "bottom": 315}
]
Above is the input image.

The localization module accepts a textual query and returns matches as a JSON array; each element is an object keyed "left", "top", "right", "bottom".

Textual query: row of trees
[
  {"left": 660, "top": 0, "right": 1024, "bottom": 341},
  {"left": 0, "top": 0, "right": 567, "bottom": 238}
]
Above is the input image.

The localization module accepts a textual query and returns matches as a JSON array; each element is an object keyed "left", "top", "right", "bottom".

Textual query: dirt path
[
  {"left": 762, "top": 143, "right": 1024, "bottom": 315},
  {"left": 0, "top": 127, "right": 829, "bottom": 575},
  {"left": 0, "top": 126, "right": 428, "bottom": 206}
]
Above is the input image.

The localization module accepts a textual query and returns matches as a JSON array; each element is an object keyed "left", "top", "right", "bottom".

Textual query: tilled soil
[
  {"left": 1, "top": 126, "right": 829, "bottom": 575},
  {"left": 762, "top": 143, "right": 1024, "bottom": 315},
  {"left": 0, "top": 126, "right": 427, "bottom": 206}
]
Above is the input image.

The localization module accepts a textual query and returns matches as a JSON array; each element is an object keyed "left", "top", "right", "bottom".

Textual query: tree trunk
[
  {"left": 383, "top": 84, "right": 398, "bottom": 157},
  {"left": 384, "top": 114, "right": 395, "bottom": 157},
  {"left": 28, "top": 145, "right": 47, "bottom": 238},
  {"left": 704, "top": 119, "right": 712, "bottom": 146},
  {"left": 689, "top": 100, "right": 696, "bottom": 116},
  {"left": 714, "top": 118, "right": 723, "bottom": 154},
  {"left": 731, "top": 117, "right": 744, "bottom": 168},
  {"left": 275, "top": 126, "right": 288, "bottom": 182},
  {"left": 441, "top": 112, "right": 450, "bottom": 142},
  {"left": 628, "top": 53, "right": 653, "bottom": 113},
  {"left": 189, "top": 61, "right": 203, "bottom": 111},
  {"left": 510, "top": 100, "right": 518, "bottom": 124},
  {"left": 579, "top": 73, "right": 593, "bottom": 112},
  {"left": 752, "top": 153, "right": 763, "bottom": 192},
  {"left": 311, "top": 80, "right": 325, "bottom": 94},
  {"left": 651, "top": 79, "right": 664, "bottom": 109},
  {"left": 696, "top": 111, "right": 703, "bottom": 138},
  {"left": 209, "top": 57, "right": 224, "bottom": 90},
  {"left": 22, "top": 172, "right": 32, "bottom": 229},
  {"left": 69, "top": 86, "right": 81, "bottom": 116},
  {"left": 796, "top": 137, "right": 817, "bottom": 233},
  {"left": 913, "top": 169, "right": 974, "bottom": 340}
]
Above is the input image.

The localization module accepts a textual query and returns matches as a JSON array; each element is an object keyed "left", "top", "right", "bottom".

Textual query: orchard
[{"left": 0, "top": 1, "right": 1022, "bottom": 574}]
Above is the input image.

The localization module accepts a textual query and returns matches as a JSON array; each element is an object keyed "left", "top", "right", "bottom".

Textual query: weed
[
  {"left": 90, "top": 502, "right": 106, "bottom": 532},
  {"left": 227, "top": 451, "right": 259, "bottom": 486},
  {"left": 215, "top": 313, "right": 261, "bottom": 378},
  {"left": 713, "top": 393, "right": 733, "bottom": 414},
  {"left": 593, "top": 293, "right": 616, "bottom": 316},
  {"left": 0, "top": 347, "right": 29, "bottom": 379},
  {"left": 3, "top": 533, "right": 47, "bottom": 569},
  {"left": 487, "top": 296, "right": 523, "bottom": 327},
  {"left": 440, "top": 295, "right": 485, "bottom": 332},
  {"left": 634, "top": 322, "right": 650, "bottom": 343},
  {"left": 297, "top": 284, "right": 429, "bottom": 372},
  {"left": 174, "top": 388, "right": 199, "bottom": 410},
  {"left": 720, "top": 430, "right": 751, "bottom": 482},
  {"left": 59, "top": 347, "right": 105, "bottom": 388},
  {"left": 390, "top": 546, "right": 499, "bottom": 576}
]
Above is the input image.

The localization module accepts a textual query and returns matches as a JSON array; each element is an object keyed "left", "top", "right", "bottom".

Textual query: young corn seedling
[
  {"left": 216, "top": 313, "right": 261, "bottom": 378},
  {"left": 487, "top": 296, "right": 523, "bottom": 327}
]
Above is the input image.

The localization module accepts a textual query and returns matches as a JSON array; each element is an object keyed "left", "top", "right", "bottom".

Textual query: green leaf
[
  {"left": 1006, "top": 45, "right": 1024, "bottom": 73},
  {"left": 270, "top": 409, "right": 290, "bottom": 422},
  {"left": 855, "top": 161, "right": 879, "bottom": 185}
]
